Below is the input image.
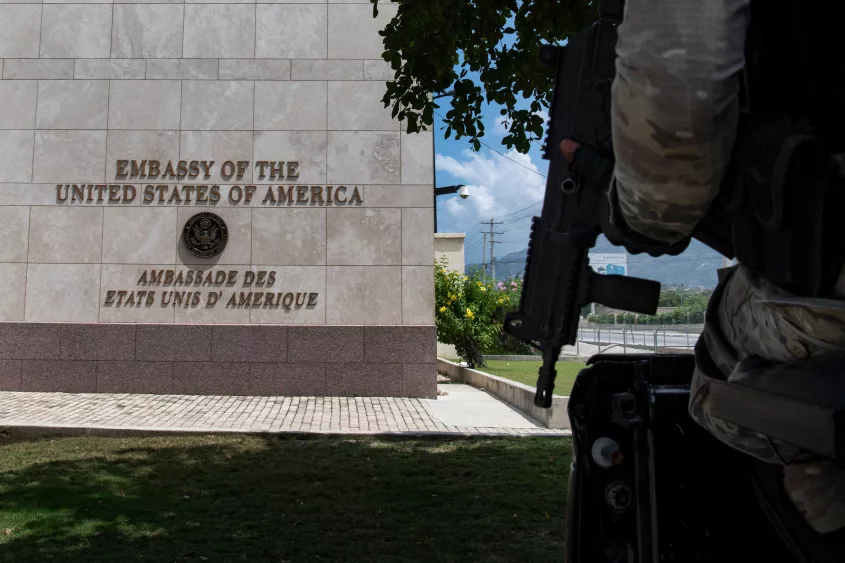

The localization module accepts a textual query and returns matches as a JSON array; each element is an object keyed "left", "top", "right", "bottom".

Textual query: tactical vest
[
  {"left": 692, "top": 4, "right": 845, "bottom": 551},
  {"left": 716, "top": 0, "right": 845, "bottom": 298}
]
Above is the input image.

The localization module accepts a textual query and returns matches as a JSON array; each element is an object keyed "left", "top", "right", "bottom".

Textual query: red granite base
[{"left": 0, "top": 324, "right": 437, "bottom": 399}]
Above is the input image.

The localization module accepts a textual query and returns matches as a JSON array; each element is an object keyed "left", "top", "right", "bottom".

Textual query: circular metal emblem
[{"left": 182, "top": 212, "right": 228, "bottom": 258}]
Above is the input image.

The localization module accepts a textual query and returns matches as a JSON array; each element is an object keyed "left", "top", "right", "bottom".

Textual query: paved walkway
[{"left": 0, "top": 384, "right": 568, "bottom": 437}]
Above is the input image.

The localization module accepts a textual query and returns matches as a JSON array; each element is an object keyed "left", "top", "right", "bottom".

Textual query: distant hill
[{"left": 470, "top": 237, "right": 725, "bottom": 288}]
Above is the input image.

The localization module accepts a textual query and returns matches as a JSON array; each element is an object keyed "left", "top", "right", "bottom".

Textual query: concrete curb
[
  {"left": 0, "top": 424, "right": 570, "bottom": 439},
  {"left": 436, "top": 359, "right": 571, "bottom": 430}
]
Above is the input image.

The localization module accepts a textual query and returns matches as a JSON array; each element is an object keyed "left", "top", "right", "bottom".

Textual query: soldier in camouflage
[{"left": 563, "top": 0, "right": 845, "bottom": 536}]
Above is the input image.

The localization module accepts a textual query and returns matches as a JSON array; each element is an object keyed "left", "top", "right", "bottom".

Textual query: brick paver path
[{"left": 0, "top": 389, "right": 568, "bottom": 436}]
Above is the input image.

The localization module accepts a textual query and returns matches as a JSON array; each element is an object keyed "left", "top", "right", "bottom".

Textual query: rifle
[{"left": 502, "top": 0, "right": 734, "bottom": 408}]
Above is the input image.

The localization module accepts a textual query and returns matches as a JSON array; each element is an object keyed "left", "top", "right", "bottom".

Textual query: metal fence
[{"left": 568, "top": 324, "right": 703, "bottom": 355}]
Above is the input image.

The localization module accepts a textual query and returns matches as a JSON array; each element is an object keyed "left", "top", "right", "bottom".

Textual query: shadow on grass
[{"left": 0, "top": 434, "right": 570, "bottom": 563}]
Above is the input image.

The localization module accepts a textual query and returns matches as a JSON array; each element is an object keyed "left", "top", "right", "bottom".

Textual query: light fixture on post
[
  {"left": 431, "top": 88, "right": 463, "bottom": 233},
  {"left": 433, "top": 184, "right": 468, "bottom": 233}
]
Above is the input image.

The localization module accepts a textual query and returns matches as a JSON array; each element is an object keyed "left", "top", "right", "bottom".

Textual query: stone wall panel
[
  {"left": 33, "top": 130, "right": 107, "bottom": 183},
  {"left": 0, "top": 0, "right": 435, "bottom": 397},
  {"left": 256, "top": 5, "right": 328, "bottom": 59},
  {"left": 41, "top": 5, "right": 112, "bottom": 59},
  {"left": 3, "top": 59, "right": 74, "bottom": 80},
  {"left": 28, "top": 206, "right": 103, "bottom": 264},
  {"left": 0, "top": 207, "right": 31, "bottom": 263},
  {"left": 36, "top": 80, "right": 109, "bottom": 130},
  {"left": 0, "top": 131, "right": 34, "bottom": 182},
  {"left": 327, "top": 131, "right": 400, "bottom": 184},
  {"left": 75, "top": 59, "right": 146, "bottom": 80},
  {"left": 0, "top": 5, "right": 42, "bottom": 58},
  {"left": 181, "top": 80, "right": 255, "bottom": 131},
  {"left": 328, "top": 3, "right": 397, "bottom": 60},
  {"left": 254, "top": 81, "right": 327, "bottom": 131},
  {"left": 111, "top": 5, "right": 184, "bottom": 59},
  {"left": 251, "top": 208, "right": 327, "bottom": 266},
  {"left": 326, "top": 207, "right": 401, "bottom": 266},
  {"left": 108, "top": 80, "right": 182, "bottom": 130},
  {"left": 25, "top": 264, "right": 101, "bottom": 322},
  {"left": 327, "top": 81, "right": 397, "bottom": 131},
  {"left": 326, "top": 266, "right": 401, "bottom": 325},
  {"left": 183, "top": 5, "right": 256, "bottom": 59},
  {"left": 0, "top": 81, "right": 37, "bottom": 130}
]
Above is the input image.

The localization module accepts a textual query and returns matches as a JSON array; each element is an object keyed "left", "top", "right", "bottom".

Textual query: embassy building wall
[{"left": 0, "top": 1, "right": 436, "bottom": 398}]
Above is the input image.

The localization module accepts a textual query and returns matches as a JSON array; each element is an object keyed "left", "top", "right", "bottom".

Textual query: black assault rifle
[{"left": 502, "top": 0, "right": 733, "bottom": 408}]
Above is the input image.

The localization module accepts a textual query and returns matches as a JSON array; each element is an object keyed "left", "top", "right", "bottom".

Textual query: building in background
[
  {"left": 434, "top": 233, "right": 466, "bottom": 273},
  {"left": 589, "top": 253, "right": 628, "bottom": 276},
  {"left": 434, "top": 233, "right": 465, "bottom": 359}
]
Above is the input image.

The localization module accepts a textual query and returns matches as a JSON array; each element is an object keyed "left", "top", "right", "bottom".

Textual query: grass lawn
[
  {"left": 0, "top": 434, "right": 570, "bottom": 563},
  {"left": 480, "top": 360, "right": 586, "bottom": 395}
]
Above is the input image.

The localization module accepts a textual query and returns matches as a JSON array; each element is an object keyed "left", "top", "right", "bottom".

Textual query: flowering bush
[{"left": 434, "top": 260, "right": 532, "bottom": 366}]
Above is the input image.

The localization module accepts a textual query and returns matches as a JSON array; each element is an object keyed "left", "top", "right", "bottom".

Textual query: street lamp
[
  {"left": 431, "top": 89, "right": 467, "bottom": 233},
  {"left": 433, "top": 184, "right": 468, "bottom": 233}
]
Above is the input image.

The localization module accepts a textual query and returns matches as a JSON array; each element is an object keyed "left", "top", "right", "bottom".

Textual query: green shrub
[{"left": 434, "top": 260, "right": 530, "bottom": 366}]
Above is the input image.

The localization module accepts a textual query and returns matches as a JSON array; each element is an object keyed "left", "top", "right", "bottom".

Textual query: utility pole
[
  {"left": 482, "top": 232, "right": 487, "bottom": 274},
  {"left": 483, "top": 218, "right": 505, "bottom": 280}
]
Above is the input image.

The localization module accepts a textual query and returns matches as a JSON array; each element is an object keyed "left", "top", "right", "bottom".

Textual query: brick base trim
[{"left": 0, "top": 324, "right": 437, "bottom": 398}]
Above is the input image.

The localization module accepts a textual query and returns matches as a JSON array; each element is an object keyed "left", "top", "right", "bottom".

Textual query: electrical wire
[{"left": 434, "top": 110, "right": 548, "bottom": 179}]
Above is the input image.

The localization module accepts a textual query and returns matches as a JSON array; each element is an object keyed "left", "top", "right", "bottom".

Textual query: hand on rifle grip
[{"left": 560, "top": 139, "right": 581, "bottom": 163}]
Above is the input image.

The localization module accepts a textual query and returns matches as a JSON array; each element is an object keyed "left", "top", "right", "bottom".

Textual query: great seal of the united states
[{"left": 182, "top": 212, "right": 229, "bottom": 258}]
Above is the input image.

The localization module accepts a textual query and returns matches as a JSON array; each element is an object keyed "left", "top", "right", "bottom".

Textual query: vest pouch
[{"left": 708, "top": 354, "right": 845, "bottom": 460}]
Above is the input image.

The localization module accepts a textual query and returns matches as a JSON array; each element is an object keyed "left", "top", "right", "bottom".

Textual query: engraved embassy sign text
[
  {"left": 102, "top": 268, "right": 319, "bottom": 312},
  {"left": 55, "top": 159, "right": 363, "bottom": 206}
]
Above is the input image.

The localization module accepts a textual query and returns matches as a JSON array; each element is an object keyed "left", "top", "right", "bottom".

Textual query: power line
[
  {"left": 434, "top": 110, "right": 548, "bottom": 179},
  {"left": 479, "top": 218, "right": 506, "bottom": 279},
  {"left": 501, "top": 223, "right": 533, "bottom": 233},
  {"left": 492, "top": 198, "right": 544, "bottom": 220},
  {"left": 502, "top": 211, "right": 539, "bottom": 225},
  {"left": 465, "top": 221, "right": 484, "bottom": 237},
  {"left": 479, "top": 139, "right": 547, "bottom": 178},
  {"left": 465, "top": 240, "right": 486, "bottom": 254},
  {"left": 465, "top": 233, "right": 486, "bottom": 247}
]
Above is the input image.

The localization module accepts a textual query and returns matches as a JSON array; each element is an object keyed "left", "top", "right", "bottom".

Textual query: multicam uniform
[{"left": 610, "top": 0, "right": 845, "bottom": 534}]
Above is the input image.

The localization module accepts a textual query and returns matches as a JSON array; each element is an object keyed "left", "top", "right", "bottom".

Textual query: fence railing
[{"left": 567, "top": 324, "right": 702, "bottom": 355}]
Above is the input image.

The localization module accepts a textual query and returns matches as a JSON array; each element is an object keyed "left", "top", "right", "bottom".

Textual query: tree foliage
[
  {"left": 588, "top": 289, "right": 714, "bottom": 325},
  {"left": 370, "top": 0, "right": 595, "bottom": 153}
]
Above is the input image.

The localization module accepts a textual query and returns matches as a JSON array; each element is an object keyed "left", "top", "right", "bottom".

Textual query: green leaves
[{"left": 370, "top": 0, "right": 596, "bottom": 154}]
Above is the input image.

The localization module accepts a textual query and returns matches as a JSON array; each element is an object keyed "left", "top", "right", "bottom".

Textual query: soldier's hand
[{"left": 560, "top": 139, "right": 581, "bottom": 162}]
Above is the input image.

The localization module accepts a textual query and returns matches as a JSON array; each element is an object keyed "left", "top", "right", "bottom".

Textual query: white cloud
[
  {"left": 493, "top": 115, "right": 512, "bottom": 136},
  {"left": 435, "top": 148, "right": 546, "bottom": 242}
]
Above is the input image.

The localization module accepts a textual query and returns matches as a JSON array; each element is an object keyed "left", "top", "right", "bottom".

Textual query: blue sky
[{"left": 431, "top": 59, "right": 551, "bottom": 267}]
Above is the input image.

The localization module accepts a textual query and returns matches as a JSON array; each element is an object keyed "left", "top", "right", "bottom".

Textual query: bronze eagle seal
[{"left": 182, "top": 212, "right": 228, "bottom": 258}]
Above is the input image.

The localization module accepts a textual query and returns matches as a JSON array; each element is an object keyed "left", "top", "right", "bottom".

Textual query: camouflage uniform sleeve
[{"left": 611, "top": 0, "right": 750, "bottom": 243}]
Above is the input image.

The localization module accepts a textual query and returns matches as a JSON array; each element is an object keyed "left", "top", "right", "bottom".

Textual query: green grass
[
  {"left": 0, "top": 434, "right": 570, "bottom": 563},
  {"left": 481, "top": 360, "right": 586, "bottom": 395}
]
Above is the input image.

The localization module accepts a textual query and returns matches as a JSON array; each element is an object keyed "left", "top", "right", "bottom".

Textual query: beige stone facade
[{"left": 0, "top": 1, "right": 435, "bottom": 397}]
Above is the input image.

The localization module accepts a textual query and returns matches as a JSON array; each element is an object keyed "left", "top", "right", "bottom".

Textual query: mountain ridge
[{"left": 470, "top": 237, "right": 724, "bottom": 288}]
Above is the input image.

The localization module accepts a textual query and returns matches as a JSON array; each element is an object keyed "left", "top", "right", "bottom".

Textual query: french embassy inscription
[{"left": 0, "top": 1, "right": 436, "bottom": 398}]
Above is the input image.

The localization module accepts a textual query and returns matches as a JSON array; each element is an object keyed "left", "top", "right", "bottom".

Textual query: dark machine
[
  {"left": 502, "top": 0, "right": 845, "bottom": 561},
  {"left": 565, "top": 354, "right": 795, "bottom": 562}
]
